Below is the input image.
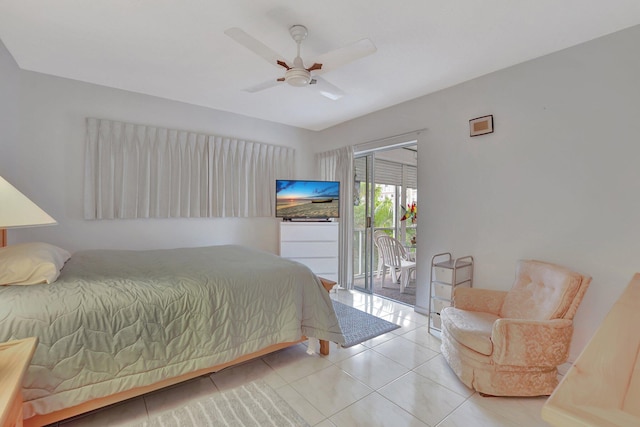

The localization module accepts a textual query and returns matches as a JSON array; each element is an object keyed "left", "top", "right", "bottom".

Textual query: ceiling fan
[{"left": 224, "top": 25, "right": 376, "bottom": 100}]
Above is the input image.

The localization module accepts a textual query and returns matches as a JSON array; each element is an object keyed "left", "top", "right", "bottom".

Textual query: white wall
[
  {"left": 4, "top": 67, "right": 316, "bottom": 254},
  {"left": 315, "top": 25, "right": 640, "bottom": 360},
  {"left": 0, "top": 39, "right": 19, "bottom": 177}
]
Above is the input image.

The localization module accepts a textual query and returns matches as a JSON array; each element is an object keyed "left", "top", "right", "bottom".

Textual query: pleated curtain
[
  {"left": 316, "top": 146, "right": 354, "bottom": 289},
  {"left": 84, "top": 118, "right": 294, "bottom": 219}
]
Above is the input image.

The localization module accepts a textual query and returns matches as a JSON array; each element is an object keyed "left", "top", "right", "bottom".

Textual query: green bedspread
[{"left": 0, "top": 245, "right": 344, "bottom": 419}]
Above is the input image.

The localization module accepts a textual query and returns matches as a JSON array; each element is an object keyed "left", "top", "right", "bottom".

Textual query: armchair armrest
[
  {"left": 491, "top": 318, "right": 573, "bottom": 367},
  {"left": 453, "top": 287, "right": 507, "bottom": 315}
]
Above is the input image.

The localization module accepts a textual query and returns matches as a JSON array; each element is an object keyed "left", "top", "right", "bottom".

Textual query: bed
[{"left": 0, "top": 243, "right": 345, "bottom": 427}]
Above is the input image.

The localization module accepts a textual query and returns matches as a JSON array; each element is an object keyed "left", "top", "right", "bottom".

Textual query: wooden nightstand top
[
  {"left": 0, "top": 337, "right": 37, "bottom": 427},
  {"left": 319, "top": 277, "right": 337, "bottom": 292}
]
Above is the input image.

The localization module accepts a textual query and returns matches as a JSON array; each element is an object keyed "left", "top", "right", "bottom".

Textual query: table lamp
[{"left": 0, "top": 176, "right": 57, "bottom": 247}]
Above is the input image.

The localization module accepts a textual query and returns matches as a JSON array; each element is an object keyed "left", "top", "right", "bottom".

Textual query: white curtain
[
  {"left": 207, "top": 136, "right": 295, "bottom": 217},
  {"left": 84, "top": 118, "right": 294, "bottom": 219},
  {"left": 316, "top": 146, "right": 354, "bottom": 289}
]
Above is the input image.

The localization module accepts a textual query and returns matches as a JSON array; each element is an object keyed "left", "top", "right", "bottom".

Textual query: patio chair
[{"left": 376, "top": 234, "right": 416, "bottom": 293}]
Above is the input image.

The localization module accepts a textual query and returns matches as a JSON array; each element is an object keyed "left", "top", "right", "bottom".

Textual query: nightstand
[
  {"left": 0, "top": 337, "right": 37, "bottom": 427},
  {"left": 319, "top": 276, "right": 337, "bottom": 293}
]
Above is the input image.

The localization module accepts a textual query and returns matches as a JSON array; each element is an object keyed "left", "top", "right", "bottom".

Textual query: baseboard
[
  {"left": 414, "top": 305, "right": 429, "bottom": 316},
  {"left": 557, "top": 361, "right": 573, "bottom": 376}
]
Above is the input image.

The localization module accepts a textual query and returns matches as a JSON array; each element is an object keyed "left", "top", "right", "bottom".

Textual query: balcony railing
[{"left": 353, "top": 225, "right": 416, "bottom": 277}]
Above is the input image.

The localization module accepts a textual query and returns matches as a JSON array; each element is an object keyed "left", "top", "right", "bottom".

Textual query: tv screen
[{"left": 276, "top": 179, "right": 340, "bottom": 219}]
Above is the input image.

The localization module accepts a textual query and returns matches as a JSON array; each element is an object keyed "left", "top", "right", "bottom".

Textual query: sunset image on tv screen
[{"left": 276, "top": 180, "right": 340, "bottom": 219}]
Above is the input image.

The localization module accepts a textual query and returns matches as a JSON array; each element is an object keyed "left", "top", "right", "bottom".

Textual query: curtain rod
[{"left": 354, "top": 128, "right": 427, "bottom": 154}]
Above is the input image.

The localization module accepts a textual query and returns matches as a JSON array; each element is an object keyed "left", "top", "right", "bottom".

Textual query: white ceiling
[{"left": 1, "top": 1, "right": 640, "bottom": 131}]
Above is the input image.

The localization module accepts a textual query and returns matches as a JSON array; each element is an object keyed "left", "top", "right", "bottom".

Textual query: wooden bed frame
[
  {"left": 24, "top": 339, "right": 316, "bottom": 427},
  {"left": 22, "top": 277, "right": 337, "bottom": 427}
]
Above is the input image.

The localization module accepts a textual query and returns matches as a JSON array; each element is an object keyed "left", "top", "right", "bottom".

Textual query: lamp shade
[{"left": 0, "top": 176, "right": 57, "bottom": 228}]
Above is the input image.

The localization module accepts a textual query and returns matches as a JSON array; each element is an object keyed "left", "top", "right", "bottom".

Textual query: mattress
[{"left": 0, "top": 245, "right": 344, "bottom": 418}]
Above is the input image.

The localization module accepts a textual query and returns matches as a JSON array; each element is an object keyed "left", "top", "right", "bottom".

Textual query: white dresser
[{"left": 279, "top": 222, "right": 339, "bottom": 282}]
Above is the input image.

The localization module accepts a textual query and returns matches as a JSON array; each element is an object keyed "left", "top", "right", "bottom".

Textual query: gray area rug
[
  {"left": 138, "top": 381, "right": 309, "bottom": 427},
  {"left": 333, "top": 300, "right": 401, "bottom": 347}
]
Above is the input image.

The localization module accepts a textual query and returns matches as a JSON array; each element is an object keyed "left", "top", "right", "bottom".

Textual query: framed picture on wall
[{"left": 469, "top": 115, "right": 494, "bottom": 137}]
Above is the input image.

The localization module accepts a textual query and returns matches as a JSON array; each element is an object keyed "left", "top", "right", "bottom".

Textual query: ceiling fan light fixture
[
  {"left": 226, "top": 23, "right": 374, "bottom": 99},
  {"left": 284, "top": 68, "right": 311, "bottom": 87}
]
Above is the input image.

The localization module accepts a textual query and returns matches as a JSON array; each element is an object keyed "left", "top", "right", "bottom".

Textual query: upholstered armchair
[{"left": 440, "top": 260, "right": 591, "bottom": 397}]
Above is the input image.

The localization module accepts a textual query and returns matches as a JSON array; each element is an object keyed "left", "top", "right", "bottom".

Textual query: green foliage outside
[
  {"left": 352, "top": 182, "right": 418, "bottom": 279},
  {"left": 353, "top": 182, "right": 417, "bottom": 256},
  {"left": 353, "top": 184, "right": 395, "bottom": 229}
]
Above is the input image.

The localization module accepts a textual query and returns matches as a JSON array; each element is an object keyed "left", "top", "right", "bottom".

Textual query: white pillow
[{"left": 0, "top": 242, "right": 71, "bottom": 286}]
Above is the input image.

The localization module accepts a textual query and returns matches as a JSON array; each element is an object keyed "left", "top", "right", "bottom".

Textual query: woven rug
[
  {"left": 138, "top": 381, "right": 309, "bottom": 427},
  {"left": 333, "top": 300, "right": 401, "bottom": 347}
]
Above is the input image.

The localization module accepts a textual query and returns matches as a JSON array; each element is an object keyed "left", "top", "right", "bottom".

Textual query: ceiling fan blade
[
  {"left": 310, "top": 76, "right": 345, "bottom": 101},
  {"left": 306, "top": 63, "right": 322, "bottom": 72},
  {"left": 276, "top": 60, "right": 291, "bottom": 70},
  {"left": 224, "top": 27, "right": 288, "bottom": 68},
  {"left": 313, "top": 39, "right": 377, "bottom": 74},
  {"left": 243, "top": 79, "right": 283, "bottom": 93}
]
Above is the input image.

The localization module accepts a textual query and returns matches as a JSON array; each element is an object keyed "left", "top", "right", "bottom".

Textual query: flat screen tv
[{"left": 276, "top": 179, "right": 340, "bottom": 220}]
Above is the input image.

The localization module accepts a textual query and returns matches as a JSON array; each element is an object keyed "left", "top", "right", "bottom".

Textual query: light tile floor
[{"left": 52, "top": 290, "right": 554, "bottom": 427}]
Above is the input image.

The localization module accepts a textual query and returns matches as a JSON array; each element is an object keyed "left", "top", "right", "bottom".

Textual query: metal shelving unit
[{"left": 428, "top": 252, "right": 474, "bottom": 333}]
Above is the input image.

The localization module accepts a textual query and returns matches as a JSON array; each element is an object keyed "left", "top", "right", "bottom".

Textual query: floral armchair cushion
[{"left": 500, "top": 260, "right": 584, "bottom": 321}]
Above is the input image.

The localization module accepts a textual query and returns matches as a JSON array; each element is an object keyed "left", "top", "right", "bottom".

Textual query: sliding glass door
[
  {"left": 353, "top": 143, "right": 418, "bottom": 304},
  {"left": 353, "top": 154, "right": 375, "bottom": 293}
]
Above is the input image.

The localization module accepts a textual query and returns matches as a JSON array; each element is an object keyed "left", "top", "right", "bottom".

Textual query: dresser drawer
[
  {"left": 290, "top": 257, "right": 338, "bottom": 276},
  {"left": 280, "top": 223, "right": 338, "bottom": 241},
  {"left": 432, "top": 282, "right": 452, "bottom": 299},
  {"left": 432, "top": 264, "right": 472, "bottom": 284},
  {"left": 280, "top": 241, "right": 337, "bottom": 258},
  {"left": 431, "top": 298, "right": 451, "bottom": 315}
]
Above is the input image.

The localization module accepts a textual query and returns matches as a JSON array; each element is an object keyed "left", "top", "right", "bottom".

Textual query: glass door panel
[{"left": 353, "top": 154, "right": 374, "bottom": 293}]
